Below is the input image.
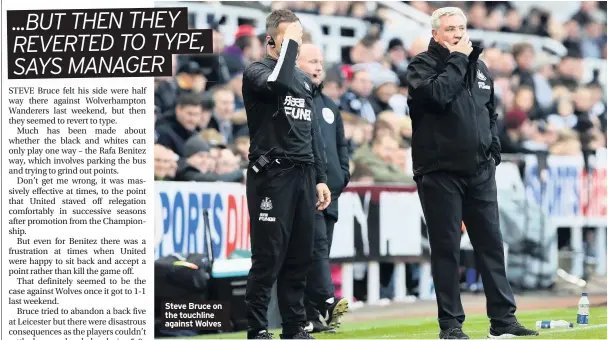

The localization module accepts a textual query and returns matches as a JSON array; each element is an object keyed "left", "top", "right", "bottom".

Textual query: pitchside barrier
[{"left": 154, "top": 151, "right": 607, "bottom": 305}]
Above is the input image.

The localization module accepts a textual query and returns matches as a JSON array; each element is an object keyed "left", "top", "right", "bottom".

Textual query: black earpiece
[{"left": 268, "top": 37, "right": 275, "bottom": 47}]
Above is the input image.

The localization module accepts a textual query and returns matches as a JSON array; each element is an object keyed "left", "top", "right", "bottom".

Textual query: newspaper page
[{"left": 2, "top": 0, "right": 222, "bottom": 338}]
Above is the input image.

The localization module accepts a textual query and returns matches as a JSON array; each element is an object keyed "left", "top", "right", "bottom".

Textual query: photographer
[{"left": 242, "top": 9, "right": 330, "bottom": 340}]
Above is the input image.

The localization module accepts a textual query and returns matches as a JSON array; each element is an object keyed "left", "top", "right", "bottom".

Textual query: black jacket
[
  {"left": 176, "top": 163, "right": 244, "bottom": 183},
  {"left": 155, "top": 112, "right": 195, "bottom": 157},
  {"left": 406, "top": 39, "right": 501, "bottom": 177},
  {"left": 242, "top": 39, "right": 326, "bottom": 184},
  {"left": 313, "top": 84, "right": 351, "bottom": 220}
]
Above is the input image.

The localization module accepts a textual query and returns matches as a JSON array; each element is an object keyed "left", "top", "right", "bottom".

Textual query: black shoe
[
  {"left": 489, "top": 322, "right": 539, "bottom": 338},
  {"left": 439, "top": 328, "right": 470, "bottom": 339},
  {"left": 319, "top": 297, "right": 349, "bottom": 329},
  {"left": 248, "top": 330, "right": 274, "bottom": 339},
  {"left": 304, "top": 320, "right": 336, "bottom": 334},
  {"left": 279, "top": 330, "right": 315, "bottom": 339}
]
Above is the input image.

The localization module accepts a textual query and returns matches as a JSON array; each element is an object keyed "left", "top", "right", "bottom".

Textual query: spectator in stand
[
  {"left": 408, "top": 37, "right": 428, "bottom": 59},
  {"left": 501, "top": 8, "right": 522, "bottom": 33},
  {"left": 341, "top": 112, "right": 368, "bottom": 155},
  {"left": 511, "top": 86, "right": 539, "bottom": 120},
  {"left": 156, "top": 93, "right": 203, "bottom": 157},
  {"left": 154, "top": 144, "right": 178, "bottom": 180},
  {"left": 198, "top": 97, "right": 215, "bottom": 131},
  {"left": 352, "top": 134, "right": 413, "bottom": 184},
  {"left": 155, "top": 62, "right": 206, "bottom": 114},
  {"left": 349, "top": 163, "right": 375, "bottom": 184},
  {"left": 346, "top": 35, "right": 384, "bottom": 65},
  {"left": 175, "top": 134, "right": 245, "bottom": 182},
  {"left": 215, "top": 148, "right": 244, "bottom": 180},
  {"left": 387, "top": 38, "right": 408, "bottom": 73},
  {"left": 552, "top": 53, "right": 585, "bottom": 90},
  {"left": 222, "top": 25, "right": 263, "bottom": 73},
  {"left": 512, "top": 43, "right": 536, "bottom": 91},
  {"left": 499, "top": 110, "right": 536, "bottom": 154},
  {"left": 228, "top": 73, "right": 245, "bottom": 110},
  {"left": 572, "top": 1, "right": 606, "bottom": 27},
  {"left": 375, "top": 111, "right": 402, "bottom": 136},
  {"left": 372, "top": 119, "right": 395, "bottom": 141},
  {"left": 233, "top": 135, "right": 250, "bottom": 166},
  {"left": 547, "top": 97, "right": 578, "bottom": 130},
  {"left": 207, "top": 87, "right": 247, "bottom": 144},
  {"left": 466, "top": 2, "right": 486, "bottom": 29},
  {"left": 586, "top": 79, "right": 608, "bottom": 132},
  {"left": 369, "top": 72, "right": 399, "bottom": 114},
  {"left": 321, "top": 70, "right": 346, "bottom": 106},
  {"left": 340, "top": 69, "right": 376, "bottom": 122},
  {"left": 573, "top": 87, "right": 598, "bottom": 134},
  {"left": 549, "top": 128, "right": 583, "bottom": 156},
  {"left": 199, "top": 128, "right": 227, "bottom": 156},
  {"left": 398, "top": 115, "right": 413, "bottom": 147},
  {"left": 581, "top": 19, "right": 605, "bottom": 58}
]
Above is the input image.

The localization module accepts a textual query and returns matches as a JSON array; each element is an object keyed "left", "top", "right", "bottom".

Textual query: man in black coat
[
  {"left": 405, "top": 7, "right": 538, "bottom": 340},
  {"left": 155, "top": 93, "right": 203, "bottom": 157},
  {"left": 297, "top": 43, "right": 351, "bottom": 333}
]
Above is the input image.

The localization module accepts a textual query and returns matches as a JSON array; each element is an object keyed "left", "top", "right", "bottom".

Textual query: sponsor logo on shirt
[{"left": 284, "top": 96, "right": 312, "bottom": 121}]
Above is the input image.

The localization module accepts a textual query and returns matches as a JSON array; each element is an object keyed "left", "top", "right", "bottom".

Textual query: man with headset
[
  {"left": 297, "top": 43, "right": 350, "bottom": 334},
  {"left": 242, "top": 8, "right": 331, "bottom": 340}
]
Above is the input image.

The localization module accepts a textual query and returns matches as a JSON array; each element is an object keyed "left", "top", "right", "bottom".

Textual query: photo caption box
[{"left": 160, "top": 299, "right": 231, "bottom": 332}]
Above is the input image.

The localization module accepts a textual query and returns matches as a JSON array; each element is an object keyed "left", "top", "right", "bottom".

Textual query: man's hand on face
[
  {"left": 444, "top": 33, "right": 473, "bottom": 56},
  {"left": 316, "top": 183, "right": 331, "bottom": 211},
  {"left": 283, "top": 21, "right": 303, "bottom": 46}
]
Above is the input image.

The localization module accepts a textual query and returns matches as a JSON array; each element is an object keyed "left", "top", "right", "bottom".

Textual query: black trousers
[
  {"left": 304, "top": 212, "right": 336, "bottom": 320},
  {"left": 415, "top": 162, "right": 517, "bottom": 330},
  {"left": 245, "top": 162, "right": 316, "bottom": 335}
]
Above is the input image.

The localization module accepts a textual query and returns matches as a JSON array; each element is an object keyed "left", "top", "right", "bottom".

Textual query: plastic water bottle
[
  {"left": 536, "top": 320, "right": 573, "bottom": 329},
  {"left": 577, "top": 292, "right": 590, "bottom": 326}
]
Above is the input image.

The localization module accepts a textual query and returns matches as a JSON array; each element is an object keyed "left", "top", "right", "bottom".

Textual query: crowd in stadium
[{"left": 153, "top": 1, "right": 607, "bottom": 189}]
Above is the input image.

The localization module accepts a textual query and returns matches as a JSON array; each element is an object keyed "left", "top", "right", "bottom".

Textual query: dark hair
[
  {"left": 359, "top": 34, "right": 379, "bottom": 48},
  {"left": 235, "top": 35, "right": 254, "bottom": 51},
  {"left": 512, "top": 42, "right": 534, "bottom": 58},
  {"left": 201, "top": 97, "right": 214, "bottom": 111},
  {"left": 266, "top": 9, "right": 299, "bottom": 38},
  {"left": 257, "top": 33, "right": 266, "bottom": 44},
  {"left": 177, "top": 93, "right": 202, "bottom": 108},
  {"left": 351, "top": 163, "right": 374, "bottom": 180}
]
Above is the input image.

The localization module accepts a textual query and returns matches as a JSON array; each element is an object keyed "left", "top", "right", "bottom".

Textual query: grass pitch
[{"left": 193, "top": 306, "right": 607, "bottom": 339}]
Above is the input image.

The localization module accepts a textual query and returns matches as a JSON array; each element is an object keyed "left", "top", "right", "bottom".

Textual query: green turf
[{"left": 189, "top": 306, "right": 607, "bottom": 339}]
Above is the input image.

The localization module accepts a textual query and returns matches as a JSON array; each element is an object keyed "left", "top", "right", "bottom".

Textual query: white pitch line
[
  {"left": 541, "top": 324, "right": 607, "bottom": 334},
  {"left": 397, "top": 324, "right": 608, "bottom": 338}
]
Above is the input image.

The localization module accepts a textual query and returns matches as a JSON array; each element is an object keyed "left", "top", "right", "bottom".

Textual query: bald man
[{"left": 297, "top": 44, "right": 351, "bottom": 334}]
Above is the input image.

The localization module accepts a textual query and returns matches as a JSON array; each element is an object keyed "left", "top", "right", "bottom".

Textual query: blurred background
[
  {"left": 154, "top": 1, "right": 606, "bottom": 334},
  {"left": 154, "top": 0, "right": 607, "bottom": 186}
]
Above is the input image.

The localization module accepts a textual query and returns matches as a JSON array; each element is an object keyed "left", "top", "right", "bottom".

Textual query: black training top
[{"left": 242, "top": 38, "right": 326, "bottom": 184}]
